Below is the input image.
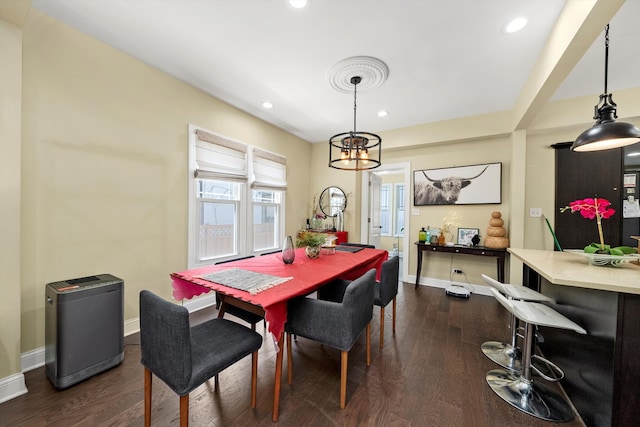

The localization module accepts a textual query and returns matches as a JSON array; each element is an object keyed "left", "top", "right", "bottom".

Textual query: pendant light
[
  {"left": 328, "top": 76, "right": 382, "bottom": 170},
  {"left": 572, "top": 24, "right": 640, "bottom": 152}
]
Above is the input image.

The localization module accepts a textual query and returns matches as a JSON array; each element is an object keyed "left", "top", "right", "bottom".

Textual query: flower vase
[
  {"left": 305, "top": 245, "right": 321, "bottom": 259},
  {"left": 282, "top": 235, "right": 295, "bottom": 264}
]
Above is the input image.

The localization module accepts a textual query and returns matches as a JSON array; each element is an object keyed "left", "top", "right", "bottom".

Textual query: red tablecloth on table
[{"left": 171, "top": 247, "right": 388, "bottom": 343}]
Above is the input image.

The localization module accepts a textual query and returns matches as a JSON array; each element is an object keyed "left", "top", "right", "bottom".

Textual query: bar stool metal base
[
  {"left": 481, "top": 341, "right": 521, "bottom": 372},
  {"left": 486, "top": 368, "right": 574, "bottom": 422}
]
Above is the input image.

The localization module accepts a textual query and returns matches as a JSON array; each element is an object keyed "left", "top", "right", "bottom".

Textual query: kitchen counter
[
  {"left": 508, "top": 248, "right": 640, "bottom": 294},
  {"left": 508, "top": 247, "right": 640, "bottom": 427}
]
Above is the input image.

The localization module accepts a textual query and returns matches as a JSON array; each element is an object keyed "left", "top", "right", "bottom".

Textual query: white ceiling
[{"left": 31, "top": 0, "right": 640, "bottom": 144}]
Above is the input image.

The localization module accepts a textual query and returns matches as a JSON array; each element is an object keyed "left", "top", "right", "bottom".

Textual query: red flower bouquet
[{"left": 560, "top": 197, "right": 634, "bottom": 255}]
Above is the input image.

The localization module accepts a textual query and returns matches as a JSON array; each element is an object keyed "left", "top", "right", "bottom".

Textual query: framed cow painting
[{"left": 413, "top": 162, "right": 502, "bottom": 206}]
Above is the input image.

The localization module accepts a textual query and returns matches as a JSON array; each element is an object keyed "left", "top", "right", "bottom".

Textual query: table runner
[
  {"left": 335, "top": 245, "right": 363, "bottom": 253},
  {"left": 199, "top": 268, "right": 292, "bottom": 295}
]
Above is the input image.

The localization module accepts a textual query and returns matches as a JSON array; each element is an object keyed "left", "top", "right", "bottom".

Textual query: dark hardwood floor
[{"left": 2, "top": 282, "right": 586, "bottom": 426}]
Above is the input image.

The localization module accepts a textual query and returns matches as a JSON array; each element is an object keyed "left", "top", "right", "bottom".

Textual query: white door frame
[
  {"left": 361, "top": 162, "right": 411, "bottom": 283},
  {"left": 368, "top": 172, "right": 382, "bottom": 248}
]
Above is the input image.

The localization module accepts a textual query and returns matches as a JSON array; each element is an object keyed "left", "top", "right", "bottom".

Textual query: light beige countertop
[{"left": 508, "top": 248, "right": 640, "bottom": 295}]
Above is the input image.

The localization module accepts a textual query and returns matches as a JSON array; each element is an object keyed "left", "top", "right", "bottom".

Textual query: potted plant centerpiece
[
  {"left": 561, "top": 197, "right": 638, "bottom": 265},
  {"left": 296, "top": 231, "right": 326, "bottom": 259}
]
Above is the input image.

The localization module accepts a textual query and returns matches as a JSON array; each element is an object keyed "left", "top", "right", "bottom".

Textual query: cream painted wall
[
  {"left": 381, "top": 137, "right": 512, "bottom": 285},
  {"left": 0, "top": 17, "right": 23, "bottom": 380},
  {"left": 19, "top": 9, "right": 312, "bottom": 353}
]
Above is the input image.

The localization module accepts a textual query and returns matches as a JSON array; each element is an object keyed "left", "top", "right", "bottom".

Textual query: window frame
[
  {"left": 393, "top": 183, "right": 405, "bottom": 237},
  {"left": 250, "top": 188, "right": 284, "bottom": 253},
  {"left": 188, "top": 125, "right": 286, "bottom": 268},
  {"left": 380, "top": 183, "right": 392, "bottom": 236}
]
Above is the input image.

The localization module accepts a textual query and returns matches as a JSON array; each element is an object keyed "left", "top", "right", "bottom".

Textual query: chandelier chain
[{"left": 351, "top": 76, "right": 360, "bottom": 134}]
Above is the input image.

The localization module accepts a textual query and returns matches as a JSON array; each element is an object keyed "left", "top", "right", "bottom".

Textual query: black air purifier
[{"left": 45, "top": 274, "right": 124, "bottom": 389}]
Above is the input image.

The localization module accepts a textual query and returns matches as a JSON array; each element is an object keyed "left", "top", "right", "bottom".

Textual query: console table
[{"left": 414, "top": 242, "right": 507, "bottom": 289}]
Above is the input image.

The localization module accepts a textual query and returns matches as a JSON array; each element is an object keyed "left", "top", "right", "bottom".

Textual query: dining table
[{"left": 170, "top": 246, "right": 388, "bottom": 421}]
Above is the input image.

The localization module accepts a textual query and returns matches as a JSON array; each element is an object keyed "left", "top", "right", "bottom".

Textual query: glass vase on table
[{"left": 282, "top": 236, "right": 295, "bottom": 264}]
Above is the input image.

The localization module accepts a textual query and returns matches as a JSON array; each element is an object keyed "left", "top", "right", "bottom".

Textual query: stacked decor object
[{"left": 484, "top": 211, "right": 509, "bottom": 248}]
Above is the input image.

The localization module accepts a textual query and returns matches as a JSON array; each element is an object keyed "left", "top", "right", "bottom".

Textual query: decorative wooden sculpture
[{"left": 484, "top": 211, "right": 509, "bottom": 249}]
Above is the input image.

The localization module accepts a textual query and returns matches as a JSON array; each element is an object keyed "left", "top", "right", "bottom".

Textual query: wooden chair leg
[
  {"left": 179, "top": 394, "right": 189, "bottom": 427},
  {"left": 366, "top": 322, "right": 371, "bottom": 367},
  {"left": 251, "top": 323, "right": 256, "bottom": 331},
  {"left": 144, "top": 367, "right": 152, "bottom": 427},
  {"left": 251, "top": 350, "right": 258, "bottom": 408},
  {"left": 392, "top": 297, "right": 397, "bottom": 333},
  {"left": 287, "top": 333, "right": 293, "bottom": 385},
  {"left": 214, "top": 374, "right": 219, "bottom": 391},
  {"left": 379, "top": 306, "right": 385, "bottom": 349},
  {"left": 340, "top": 350, "right": 348, "bottom": 409}
]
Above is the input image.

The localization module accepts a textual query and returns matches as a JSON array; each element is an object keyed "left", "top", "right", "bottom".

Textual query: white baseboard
[
  {"left": 181, "top": 293, "right": 217, "bottom": 312},
  {"left": 20, "top": 347, "right": 45, "bottom": 372},
  {"left": 124, "top": 318, "right": 139, "bottom": 337},
  {"left": 0, "top": 373, "right": 27, "bottom": 404},
  {"left": 17, "top": 317, "right": 143, "bottom": 376},
  {"left": 3, "top": 298, "right": 215, "bottom": 404},
  {"left": 408, "top": 274, "right": 492, "bottom": 296}
]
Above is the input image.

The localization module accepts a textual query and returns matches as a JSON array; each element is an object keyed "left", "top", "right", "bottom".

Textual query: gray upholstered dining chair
[
  {"left": 374, "top": 255, "right": 400, "bottom": 348},
  {"left": 215, "top": 256, "right": 264, "bottom": 330},
  {"left": 285, "top": 268, "right": 376, "bottom": 409},
  {"left": 318, "top": 256, "right": 399, "bottom": 349},
  {"left": 139, "top": 290, "right": 262, "bottom": 427}
]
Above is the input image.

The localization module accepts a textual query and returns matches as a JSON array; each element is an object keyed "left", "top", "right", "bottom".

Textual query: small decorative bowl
[
  {"left": 320, "top": 245, "right": 336, "bottom": 255},
  {"left": 567, "top": 250, "right": 640, "bottom": 267}
]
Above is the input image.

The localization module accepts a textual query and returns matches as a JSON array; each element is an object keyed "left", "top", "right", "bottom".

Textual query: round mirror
[{"left": 319, "top": 186, "right": 347, "bottom": 217}]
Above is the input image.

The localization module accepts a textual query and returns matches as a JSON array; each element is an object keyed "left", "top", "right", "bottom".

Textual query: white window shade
[
  {"left": 194, "top": 129, "right": 247, "bottom": 181},
  {"left": 250, "top": 147, "right": 287, "bottom": 190}
]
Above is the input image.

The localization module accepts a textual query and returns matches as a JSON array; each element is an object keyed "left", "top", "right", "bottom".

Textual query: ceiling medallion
[{"left": 327, "top": 56, "right": 389, "bottom": 94}]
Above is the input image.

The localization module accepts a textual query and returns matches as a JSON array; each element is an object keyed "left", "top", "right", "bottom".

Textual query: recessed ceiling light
[
  {"left": 504, "top": 17, "right": 527, "bottom": 34},
  {"left": 377, "top": 110, "right": 388, "bottom": 117},
  {"left": 288, "top": 0, "right": 308, "bottom": 9},
  {"left": 262, "top": 101, "right": 273, "bottom": 109}
]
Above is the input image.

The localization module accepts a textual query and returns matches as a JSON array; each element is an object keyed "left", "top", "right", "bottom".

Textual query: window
[
  {"left": 394, "top": 183, "right": 405, "bottom": 237},
  {"left": 188, "top": 126, "right": 286, "bottom": 267},
  {"left": 380, "top": 184, "right": 391, "bottom": 236},
  {"left": 252, "top": 190, "right": 281, "bottom": 251},
  {"left": 379, "top": 183, "right": 404, "bottom": 237},
  {"left": 197, "top": 180, "right": 241, "bottom": 260}
]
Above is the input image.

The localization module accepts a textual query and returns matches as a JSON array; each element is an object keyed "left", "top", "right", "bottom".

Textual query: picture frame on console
[
  {"left": 413, "top": 162, "right": 502, "bottom": 206},
  {"left": 457, "top": 228, "right": 480, "bottom": 246}
]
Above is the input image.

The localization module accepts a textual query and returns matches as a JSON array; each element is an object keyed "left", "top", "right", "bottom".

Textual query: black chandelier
[
  {"left": 572, "top": 24, "right": 640, "bottom": 152},
  {"left": 328, "top": 76, "right": 382, "bottom": 170}
]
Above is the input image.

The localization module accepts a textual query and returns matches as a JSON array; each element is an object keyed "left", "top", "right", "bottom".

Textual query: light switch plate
[
  {"left": 412, "top": 208, "right": 420, "bottom": 216},
  {"left": 529, "top": 207, "right": 542, "bottom": 217}
]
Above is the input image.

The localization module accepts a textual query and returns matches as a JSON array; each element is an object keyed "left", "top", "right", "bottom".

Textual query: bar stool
[
  {"left": 486, "top": 288, "right": 587, "bottom": 422},
  {"left": 481, "top": 274, "right": 554, "bottom": 372}
]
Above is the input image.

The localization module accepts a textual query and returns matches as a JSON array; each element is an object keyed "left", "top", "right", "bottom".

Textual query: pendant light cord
[{"left": 604, "top": 24, "right": 609, "bottom": 94}]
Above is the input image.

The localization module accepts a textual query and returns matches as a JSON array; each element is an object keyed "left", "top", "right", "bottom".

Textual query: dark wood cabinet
[
  {"left": 553, "top": 143, "right": 623, "bottom": 249},
  {"left": 550, "top": 144, "right": 640, "bottom": 426}
]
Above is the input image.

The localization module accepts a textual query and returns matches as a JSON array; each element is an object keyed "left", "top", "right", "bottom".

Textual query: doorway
[{"left": 361, "top": 162, "right": 411, "bottom": 282}]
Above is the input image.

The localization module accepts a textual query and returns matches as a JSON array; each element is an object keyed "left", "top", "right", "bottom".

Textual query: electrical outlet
[{"left": 452, "top": 268, "right": 463, "bottom": 274}]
